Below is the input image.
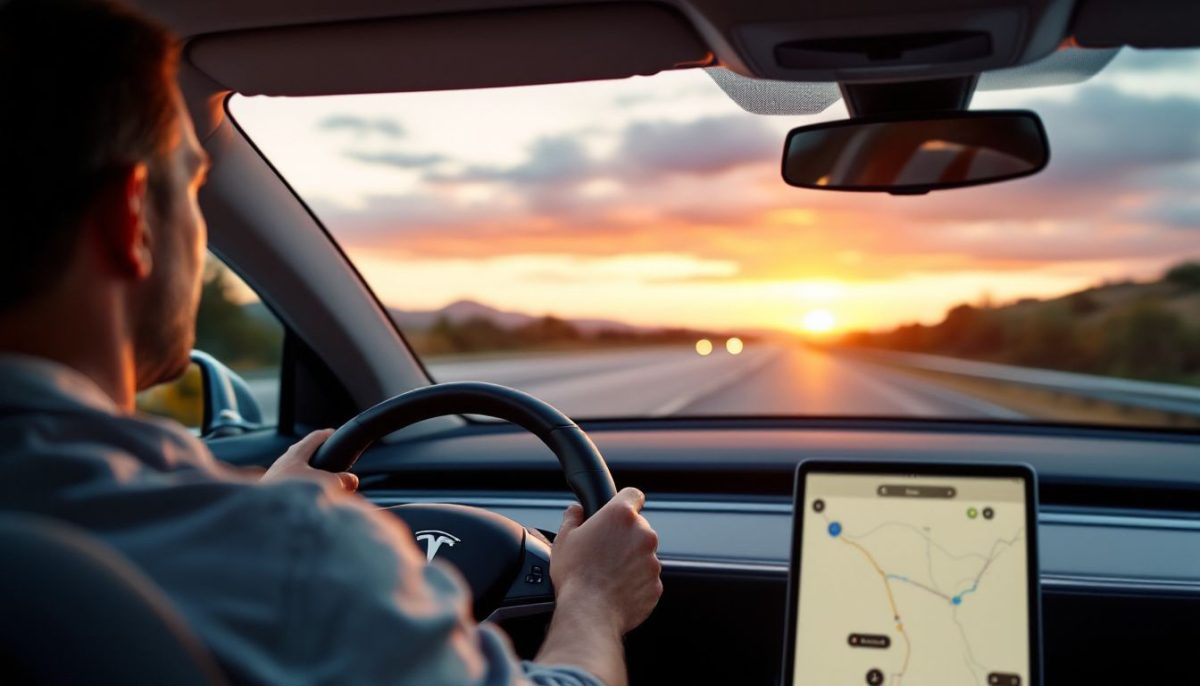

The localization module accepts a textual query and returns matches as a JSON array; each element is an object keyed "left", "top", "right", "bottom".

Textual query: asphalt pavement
[
  {"left": 245, "top": 344, "right": 1023, "bottom": 423},
  {"left": 425, "top": 344, "right": 1023, "bottom": 420}
]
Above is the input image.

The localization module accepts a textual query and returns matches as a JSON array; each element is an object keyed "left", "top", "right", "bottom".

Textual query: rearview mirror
[{"left": 782, "top": 110, "right": 1049, "bottom": 194}]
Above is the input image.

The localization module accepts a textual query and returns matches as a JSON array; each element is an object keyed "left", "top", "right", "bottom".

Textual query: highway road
[
  {"left": 247, "top": 344, "right": 1023, "bottom": 424},
  {"left": 425, "top": 344, "right": 1024, "bottom": 420}
]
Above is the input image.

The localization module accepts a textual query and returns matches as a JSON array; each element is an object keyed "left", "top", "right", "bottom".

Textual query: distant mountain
[{"left": 388, "top": 299, "right": 648, "bottom": 334}]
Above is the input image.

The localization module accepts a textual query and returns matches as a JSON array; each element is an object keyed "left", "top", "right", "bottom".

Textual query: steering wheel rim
[{"left": 310, "top": 381, "right": 618, "bottom": 517}]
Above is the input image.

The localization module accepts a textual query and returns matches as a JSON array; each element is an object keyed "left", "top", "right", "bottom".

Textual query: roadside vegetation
[
  {"left": 195, "top": 264, "right": 283, "bottom": 373},
  {"left": 839, "top": 261, "right": 1200, "bottom": 386},
  {"left": 403, "top": 315, "right": 727, "bottom": 358}
]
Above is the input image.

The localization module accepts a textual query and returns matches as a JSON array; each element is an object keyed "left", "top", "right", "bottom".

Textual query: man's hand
[
  {"left": 551, "top": 487, "right": 662, "bottom": 633},
  {"left": 534, "top": 488, "right": 662, "bottom": 686},
  {"left": 261, "top": 429, "right": 359, "bottom": 493}
]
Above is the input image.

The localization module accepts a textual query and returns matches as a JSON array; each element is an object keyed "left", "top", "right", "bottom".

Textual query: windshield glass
[{"left": 230, "top": 49, "right": 1200, "bottom": 428}]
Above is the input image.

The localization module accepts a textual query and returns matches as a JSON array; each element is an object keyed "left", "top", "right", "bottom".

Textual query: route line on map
[
  {"left": 837, "top": 537, "right": 913, "bottom": 681},
  {"left": 820, "top": 506, "right": 1026, "bottom": 686}
]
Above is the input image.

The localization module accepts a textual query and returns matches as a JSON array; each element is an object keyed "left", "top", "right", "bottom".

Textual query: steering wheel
[{"left": 310, "top": 381, "right": 618, "bottom": 620}]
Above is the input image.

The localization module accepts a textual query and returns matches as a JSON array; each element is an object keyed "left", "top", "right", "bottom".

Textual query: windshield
[{"left": 230, "top": 49, "right": 1200, "bottom": 428}]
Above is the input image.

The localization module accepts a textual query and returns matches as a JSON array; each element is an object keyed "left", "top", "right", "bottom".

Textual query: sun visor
[
  {"left": 188, "top": 4, "right": 713, "bottom": 96},
  {"left": 1073, "top": 0, "right": 1200, "bottom": 48}
]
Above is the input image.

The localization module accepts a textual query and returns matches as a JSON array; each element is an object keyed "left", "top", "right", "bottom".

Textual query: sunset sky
[{"left": 230, "top": 48, "right": 1200, "bottom": 335}]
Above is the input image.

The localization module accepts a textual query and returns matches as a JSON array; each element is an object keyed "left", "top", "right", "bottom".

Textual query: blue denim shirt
[{"left": 0, "top": 354, "right": 600, "bottom": 686}]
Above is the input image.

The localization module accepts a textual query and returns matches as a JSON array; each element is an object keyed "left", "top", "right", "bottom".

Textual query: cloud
[
  {"left": 615, "top": 115, "right": 778, "bottom": 177},
  {"left": 1033, "top": 86, "right": 1200, "bottom": 184},
  {"left": 316, "top": 78, "right": 1200, "bottom": 288},
  {"left": 429, "top": 135, "right": 594, "bottom": 186},
  {"left": 1106, "top": 49, "right": 1200, "bottom": 73},
  {"left": 318, "top": 114, "right": 406, "bottom": 138},
  {"left": 345, "top": 151, "right": 447, "bottom": 169},
  {"left": 427, "top": 116, "right": 779, "bottom": 191},
  {"left": 1140, "top": 199, "right": 1200, "bottom": 230}
]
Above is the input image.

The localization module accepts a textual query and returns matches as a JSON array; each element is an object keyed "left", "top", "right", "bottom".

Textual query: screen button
[
  {"left": 987, "top": 673, "right": 1021, "bottom": 686},
  {"left": 866, "top": 668, "right": 884, "bottom": 685},
  {"left": 877, "top": 484, "right": 956, "bottom": 498},
  {"left": 847, "top": 633, "right": 891, "bottom": 649}
]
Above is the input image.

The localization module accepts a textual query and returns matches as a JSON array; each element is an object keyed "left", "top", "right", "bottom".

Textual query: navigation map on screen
[{"left": 792, "top": 471, "right": 1030, "bottom": 686}]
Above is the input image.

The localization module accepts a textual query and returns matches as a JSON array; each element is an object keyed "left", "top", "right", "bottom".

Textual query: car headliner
[{"left": 131, "top": 0, "right": 1199, "bottom": 100}]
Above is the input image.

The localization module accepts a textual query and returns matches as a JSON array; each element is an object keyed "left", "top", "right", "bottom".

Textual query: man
[{"left": 0, "top": 1, "right": 662, "bottom": 684}]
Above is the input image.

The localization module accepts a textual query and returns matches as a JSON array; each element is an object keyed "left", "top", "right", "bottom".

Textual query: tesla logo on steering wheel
[{"left": 414, "top": 530, "right": 461, "bottom": 562}]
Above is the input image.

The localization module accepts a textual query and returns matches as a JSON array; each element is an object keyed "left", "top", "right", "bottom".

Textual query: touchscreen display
[{"left": 792, "top": 471, "right": 1030, "bottom": 686}]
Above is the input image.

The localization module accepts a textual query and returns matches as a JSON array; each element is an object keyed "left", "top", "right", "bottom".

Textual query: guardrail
[{"left": 852, "top": 349, "right": 1200, "bottom": 418}]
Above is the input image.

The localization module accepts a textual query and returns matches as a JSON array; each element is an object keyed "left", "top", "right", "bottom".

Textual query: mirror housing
[
  {"left": 781, "top": 110, "right": 1049, "bottom": 194},
  {"left": 190, "top": 350, "right": 265, "bottom": 438}
]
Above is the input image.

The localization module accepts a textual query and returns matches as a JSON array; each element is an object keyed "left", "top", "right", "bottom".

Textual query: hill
[
  {"left": 389, "top": 299, "right": 741, "bottom": 357},
  {"left": 389, "top": 299, "right": 645, "bottom": 335},
  {"left": 838, "top": 262, "right": 1200, "bottom": 385}
]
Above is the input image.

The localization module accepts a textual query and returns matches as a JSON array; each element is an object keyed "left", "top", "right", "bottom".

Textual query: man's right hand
[
  {"left": 551, "top": 488, "right": 663, "bottom": 633},
  {"left": 534, "top": 488, "right": 663, "bottom": 686}
]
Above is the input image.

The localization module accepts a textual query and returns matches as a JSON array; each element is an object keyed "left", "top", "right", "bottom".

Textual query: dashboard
[
  {"left": 342, "top": 419, "right": 1200, "bottom": 684},
  {"left": 357, "top": 419, "right": 1200, "bottom": 591}
]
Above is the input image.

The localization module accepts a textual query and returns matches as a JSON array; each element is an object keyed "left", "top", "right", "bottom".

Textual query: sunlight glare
[
  {"left": 801, "top": 309, "right": 837, "bottom": 334},
  {"left": 695, "top": 339, "right": 714, "bottom": 356},
  {"left": 726, "top": 337, "right": 744, "bottom": 355}
]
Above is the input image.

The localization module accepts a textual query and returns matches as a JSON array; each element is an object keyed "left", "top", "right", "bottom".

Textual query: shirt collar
[{"left": 0, "top": 353, "right": 119, "bottom": 415}]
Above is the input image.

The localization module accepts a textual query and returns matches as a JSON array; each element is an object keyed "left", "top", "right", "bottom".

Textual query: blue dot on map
[
  {"left": 828, "top": 522, "right": 842, "bottom": 537},
  {"left": 952, "top": 596, "right": 962, "bottom": 605}
]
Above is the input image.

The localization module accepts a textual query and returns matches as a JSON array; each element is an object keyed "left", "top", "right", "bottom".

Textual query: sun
[{"left": 800, "top": 309, "right": 837, "bottom": 334}]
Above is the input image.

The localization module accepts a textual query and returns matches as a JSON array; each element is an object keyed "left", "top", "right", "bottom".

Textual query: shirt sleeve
[{"left": 279, "top": 485, "right": 604, "bottom": 686}]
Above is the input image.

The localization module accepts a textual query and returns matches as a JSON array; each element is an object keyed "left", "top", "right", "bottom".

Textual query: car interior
[{"left": 10, "top": 0, "right": 1200, "bottom": 683}]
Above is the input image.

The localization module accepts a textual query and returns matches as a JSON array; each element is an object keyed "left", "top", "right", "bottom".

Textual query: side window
[{"left": 137, "top": 254, "right": 284, "bottom": 429}]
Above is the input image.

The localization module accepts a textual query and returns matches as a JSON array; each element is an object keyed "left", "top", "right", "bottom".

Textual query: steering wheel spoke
[{"left": 499, "top": 530, "right": 555, "bottom": 606}]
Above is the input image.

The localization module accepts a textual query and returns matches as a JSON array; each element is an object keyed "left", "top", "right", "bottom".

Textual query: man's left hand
[{"left": 261, "top": 429, "right": 359, "bottom": 492}]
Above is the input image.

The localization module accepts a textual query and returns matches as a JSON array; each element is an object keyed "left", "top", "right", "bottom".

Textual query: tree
[
  {"left": 1165, "top": 262, "right": 1200, "bottom": 291},
  {"left": 194, "top": 264, "right": 282, "bottom": 372}
]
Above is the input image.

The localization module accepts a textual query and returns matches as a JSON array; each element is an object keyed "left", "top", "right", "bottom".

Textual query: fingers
[
  {"left": 276, "top": 429, "right": 334, "bottom": 465},
  {"left": 558, "top": 502, "right": 584, "bottom": 540},
  {"left": 295, "top": 429, "right": 335, "bottom": 460},
  {"left": 337, "top": 472, "right": 360, "bottom": 492},
  {"left": 263, "top": 429, "right": 356, "bottom": 493},
  {"left": 613, "top": 487, "right": 646, "bottom": 513}
]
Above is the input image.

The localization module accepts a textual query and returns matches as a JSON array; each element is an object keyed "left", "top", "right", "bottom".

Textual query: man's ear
[{"left": 94, "top": 163, "right": 154, "bottom": 281}]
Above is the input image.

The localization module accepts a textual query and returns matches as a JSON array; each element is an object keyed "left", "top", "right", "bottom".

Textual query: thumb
[
  {"left": 557, "top": 502, "right": 584, "bottom": 541},
  {"left": 337, "top": 472, "right": 359, "bottom": 492}
]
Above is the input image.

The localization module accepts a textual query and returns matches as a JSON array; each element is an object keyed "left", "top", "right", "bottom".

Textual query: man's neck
[{"left": 0, "top": 287, "right": 137, "bottom": 412}]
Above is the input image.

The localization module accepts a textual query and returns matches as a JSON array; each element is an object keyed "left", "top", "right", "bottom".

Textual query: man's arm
[
  {"left": 534, "top": 489, "right": 663, "bottom": 686},
  {"left": 264, "top": 432, "right": 661, "bottom": 686}
]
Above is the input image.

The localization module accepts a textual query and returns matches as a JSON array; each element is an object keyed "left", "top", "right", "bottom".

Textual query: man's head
[{"left": 0, "top": 0, "right": 208, "bottom": 391}]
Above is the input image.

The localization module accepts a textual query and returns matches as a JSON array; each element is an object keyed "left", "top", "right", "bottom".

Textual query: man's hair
[{"left": 0, "top": 0, "right": 180, "bottom": 311}]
